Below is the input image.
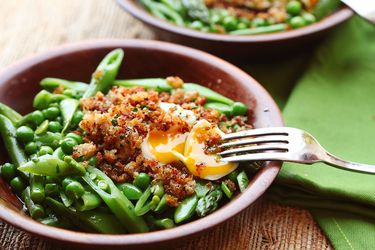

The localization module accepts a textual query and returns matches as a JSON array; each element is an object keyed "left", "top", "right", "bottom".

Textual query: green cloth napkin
[{"left": 265, "top": 16, "right": 375, "bottom": 250}]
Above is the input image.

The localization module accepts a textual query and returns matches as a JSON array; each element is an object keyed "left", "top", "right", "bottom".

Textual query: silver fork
[{"left": 219, "top": 127, "right": 375, "bottom": 174}]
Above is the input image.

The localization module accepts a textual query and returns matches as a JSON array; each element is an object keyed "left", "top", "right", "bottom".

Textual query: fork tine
[
  {"left": 219, "top": 144, "right": 288, "bottom": 156},
  {"left": 220, "top": 135, "right": 288, "bottom": 148},
  {"left": 222, "top": 127, "right": 289, "bottom": 140},
  {"left": 220, "top": 152, "right": 287, "bottom": 162}
]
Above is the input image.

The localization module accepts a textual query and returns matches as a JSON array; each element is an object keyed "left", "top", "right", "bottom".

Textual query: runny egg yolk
[
  {"left": 141, "top": 130, "right": 187, "bottom": 164},
  {"left": 181, "top": 120, "right": 238, "bottom": 180}
]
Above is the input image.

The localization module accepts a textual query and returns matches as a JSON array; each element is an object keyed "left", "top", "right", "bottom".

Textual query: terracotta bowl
[
  {"left": 0, "top": 40, "right": 283, "bottom": 249},
  {"left": 117, "top": 0, "right": 353, "bottom": 59}
]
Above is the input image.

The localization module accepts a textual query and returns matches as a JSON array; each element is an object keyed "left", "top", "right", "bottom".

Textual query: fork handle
[{"left": 323, "top": 152, "right": 375, "bottom": 174}]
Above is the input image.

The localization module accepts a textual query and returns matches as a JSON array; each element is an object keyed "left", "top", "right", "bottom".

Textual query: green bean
[
  {"left": 133, "top": 172, "right": 151, "bottom": 191},
  {"left": 115, "top": 78, "right": 172, "bottom": 92},
  {"left": 229, "top": 23, "right": 288, "bottom": 35},
  {"left": 221, "top": 181, "right": 233, "bottom": 199},
  {"left": 30, "top": 175, "right": 45, "bottom": 203},
  {"left": 18, "top": 155, "right": 79, "bottom": 177},
  {"left": 196, "top": 187, "right": 223, "bottom": 217},
  {"left": 83, "top": 49, "right": 124, "bottom": 98},
  {"left": 45, "top": 183, "right": 60, "bottom": 197},
  {"left": 313, "top": 0, "right": 340, "bottom": 20},
  {"left": 33, "top": 90, "right": 68, "bottom": 110},
  {"left": 39, "top": 213, "right": 75, "bottom": 229},
  {"left": 82, "top": 166, "right": 149, "bottom": 233},
  {"left": 204, "top": 102, "right": 232, "bottom": 117},
  {"left": 74, "top": 190, "right": 102, "bottom": 211},
  {"left": 64, "top": 156, "right": 86, "bottom": 175},
  {"left": 0, "top": 163, "right": 16, "bottom": 181},
  {"left": 174, "top": 194, "right": 198, "bottom": 223},
  {"left": 60, "top": 98, "right": 80, "bottom": 134},
  {"left": 46, "top": 197, "right": 127, "bottom": 234},
  {"left": 237, "top": 170, "right": 249, "bottom": 192},
  {"left": 117, "top": 183, "right": 143, "bottom": 200},
  {"left": 40, "top": 78, "right": 88, "bottom": 93},
  {"left": 0, "top": 102, "right": 22, "bottom": 124},
  {"left": 22, "top": 187, "right": 45, "bottom": 219},
  {"left": 154, "top": 193, "right": 168, "bottom": 213}
]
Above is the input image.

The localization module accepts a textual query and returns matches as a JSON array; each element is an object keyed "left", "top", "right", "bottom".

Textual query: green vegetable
[
  {"left": 228, "top": 169, "right": 240, "bottom": 182},
  {"left": 302, "top": 13, "right": 316, "bottom": 25},
  {"left": 133, "top": 172, "right": 151, "bottom": 191},
  {"left": 46, "top": 197, "right": 126, "bottom": 234},
  {"left": 48, "top": 121, "right": 62, "bottom": 132},
  {"left": 60, "top": 190, "right": 74, "bottom": 207},
  {"left": 44, "top": 107, "right": 60, "bottom": 120},
  {"left": 115, "top": 78, "right": 172, "bottom": 92},
  {"left": 66, "top": 132, "right": 83, "bottom": 144},
  {"left": 221, "top": 181, "right": 233, "bottom": 199},
  {"left": 53, "top": 147, "right": 65, "bottom": 160},
  {"left": 65, "top": 181, "right": 85, "bottom": 200},
  {"left": 182, "top": 0, "right": 210, "bottom": 24},
  {"left": 290, "top": 16, "right": 305, "bottom": 29},
  {"left": 0, "top": 102, "right": 22, "bottom": 124},
  {"left": 18, "top": 110, "right": 45, "bottom": 126},
  {"left": 183, "top": 83, "right": 234, "bottom": 105},
  {"left": 64, "top": 156, "right": 86, "bottom": 175},
  {"left": 24, "top": 142, "right": 38, "bottom": 155},
  {"left": 82, "top": 166, "right": 149, "bottom": 233},
  {"left": 230, "top": 23, "right": 288, "bottom": 35},
  {"left": 134, "top": 186, "right": 160, "bottom": 216},
  {"left": 196, "top": 187, "right": 223, "bottom": 217},
  {"left": 18, "top": 155, "right": 79, "bottom": 177},
  {"left": 61, "top": 137, "right": 78, "bottom": 155},
  {"left": 10, "top": 176, "right": 26, "bottom": 192},
  {"left": 151, "top": 181, "right": 165, "bottom": 198},
  {"left": 313, "top": 0, "right": 340, "bottom": 20},
  {"left": 0, "top": 163, "right": 16, "bottom": 181},
  {"left": 117, "top": 183, "right": 143, "bottom": 200},
  {"left": 40, "top": 77, "right": 88, "bottom": 93},
  {"left": 204, "top": 102, "right": 232, "bottom": 116},
  {"left": 45, "top": 183, "right": 60, "bottom": 197},
  {"left": 231, "top": 102, "right": 248, "bottom": 116},
  {"left": 222, "top": 16, "right": 238, "bottom": 31},
  {"left": 286, "top": 1, "right": 302, "bottom": 15},
  {"left": 195, "top": 180, "right": 210, "bottom": 198},
  {"left": 146, "top": 216, "right": 175, "bottom": 229},
  {"left": 83, "top": 49, "right": 124, "bottom": 98},
  {"left": 35, "top": 120, "right": 49, "bottom": 135},
  {"left": 35, "top": 132, "right": 62, "bottom": 149},
  {"left": 16, "top": 126, "right": 34, "bottom": 143},
  {"left": 33, "top": 90, "right": 67, "bottom": 110},
  {"left": 30, "top": 174, "right": 45, "bottom": 203},
  {"left": 38, "top": 146, "right": 54, "bottom": 156},
  {"left": 60, "top": 98, "right": 80, "bottom": 134},
  {"left": 154, "top": 193, "right": 168, "bottom": 213},
  {"left": 23, "top": 187, "right": 45, "bottom": 219},
  {"left": 237, "top": 170, "right": 249, "bottom": 192},
  {"left": 74, "top": 190, "right": 102, "bottom": 211},
  {"left": 148, "top": 1, "right": 185, "bottom": 26},
  {"left": 174, "top": 194, "right": 198, "bottom": 223}
]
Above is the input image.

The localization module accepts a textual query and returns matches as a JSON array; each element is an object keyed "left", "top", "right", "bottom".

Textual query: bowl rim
[
  {"left": 117, "top": 0, "right": 353, "bottom": 43},
  {"left": 0, "top": 39, "right": 284, "bottom": 247}
]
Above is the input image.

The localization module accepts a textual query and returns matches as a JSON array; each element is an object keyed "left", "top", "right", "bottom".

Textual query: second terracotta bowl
[
  {"left": 0, "top": 39, "right": 283, "bottom": 248},
  {"left": 117, "top": 0, "right": 353, "bottom": 60}
]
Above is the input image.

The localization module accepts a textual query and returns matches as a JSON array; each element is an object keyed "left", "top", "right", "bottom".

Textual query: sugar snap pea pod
[
  {"left": 229, "top": 24, "right": 288, "bottom": 35},
  {"left": 154, "top": 193, "right": 168, "bottom": 213},
  {"left": 46, "top": 197, "right": 127, "bottom": 234},
  {"left": 313, "top": 0, "right": 340, "bottom": 20},
  {"left": 0, "top": 102, "right": 22, "bottom": 124},
  {"left": 161, "top": 0, "right": 184, "bottom": 13},
  {"left": 40, "top": 78, "right": 88, "bottom": 93},
  {"left": 116, "top": 183, "right": 143, "bottom": 200},
  {"left": 83, "top": 49, "right": 124, "bottom": 98},
  {"left": 18, "top": 155, "right": 79, "bottom": 177},
  {"left": 60, "top": 98, "right": 79, "bottom": 134},
  {"left": 134, "top": 187, "right": 160, "bottom": 216},
  {"left": 33, "top": 90, "right": 68, "bottom": 110},
  {"left": 114, "top": 78, "right": 172, "bottom": 92},
  {"left": 196, "top": 186, "right": 223, "bottom": 217},
  {"left": 82, "top": 166, "right": 149, "bottom": 233},
  {"left": 146, "top": 215, "right": 175, "bottom": 229},
  {"left": 35, "top": 132, "right": 62, "bottom": 149},
  {"left": 151, "top": 181, "right": 165, "bottom": 198},
  {"left": 183, "top": 83, "right": 234, "bottom": 105},
  {"left": 204, "top": 102, "right": 232, "bottom": 117},
  {"left": 64, "top": 156, "right": 86, "bottom": 175},
  {"left": 22, "top": 187, "right": 45, "bottom": 219},
  {"left": 140, "top": 0, "right": 167, "bottom": 20},
  {"left": 237, "top": 170, "right": 249, "bottom": 192},
  {"left": 195, "top": 180, "right": 210, "bottom": 198},
  {"left": 152, "top": 2, "right": 185, "bottom": 26},
  {"left": 74, "top": 190, "right": 102, "bottom": 211},
  {"left": 60, "top": 190, "right": 74, "bottom": 207},
  {"left": 30, "top": 175, "right": 45, "bottom": 203},
  {"left": 65, "top": 180, "right": 85, "bottom": 200},
  {"left": 174, "top": 194, "right": 198, "bottom": 223},
  {"left": 221, "top": 181, "right": 233, "bottom": 199},
  {"left": 53, "top": 147, "right": 65, "bottom": 160}
]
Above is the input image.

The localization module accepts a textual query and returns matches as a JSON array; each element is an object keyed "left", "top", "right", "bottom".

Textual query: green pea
[
  {"left": 97, "top": 180, "right": 109, "bottom": 192},
  {"left": 38, "top": 146, "right": 54, "bottom": 156},
  {"left": 61, "top": 138, "right": 78, "bottom": 155},
  {"left": 88, "top": 156, "right": 97, "bottom": 166},
  {"left": 48, "top": 103, "right": 59, "bottom": 108},
  {"left": 10, "top": 176, "right": 26, "bottom": 193},
  {"left": 133, "top": 173, "right": 151, "bottom": 191},
  {"left": 302, "top": 13, "right": 316, "bottom": 24},
  {"left": 48, "top": 121, "right": 63, "bottom": 132},
  {"left": 189, "top": 20, "right": 204, "bottom": 30},
  {"left": 287, "top": 1, "right": 302, "bottom": 16},
  {"left": 239, "top": 17, "right": 251, "bottom": 26},
  {"left": 118, "top": 183, "right": 143, "bottom": 200},
  {"left": 66, "top": 132, "right": 83, "bottom": 144},
  {"left": 231, "top": 102, "right": 248, "bottom": 116},
  {"left": 55, "top": 116, "right": 63, "bottom": 123},
  {"left": 237, "top": 22, "right": 248, "bottom": 30},
  {"left": 222, "top": 16, "right": 238, "bottom": 31},
  {"left": 290, "top": 16, "right": 306, "bottom": 29},
  {"left": 44, "top": 107, "right": 60, "bottom": 120},
  {"left": 16, "top": 126, "right": 34, "bottom": 143},
  {"left": 210, "top": 14, "right": 221, "bottom": 24},
  {"left": 62, "top": 177, "right": 75, "bottom": 189},
  {"left": 30, "top": 111, "right": 45, "bottom": 125},
  {"left": 252, "top": 18, "right": 267, "bottom": 27},
  {"left": 65, "top": 181, "right": 85, "bottom": 200},
  {"left": 62, "top": 89, "right": 77, "bottom": 98},
  {"left": 1, "top": 163, "right": 16, "bottom": 181},
  {"left": 24, "top": 142, "right": 38, "bottom": 155},
  {"left": 71, "top": 110, "right": 83, "bottom": 128}
]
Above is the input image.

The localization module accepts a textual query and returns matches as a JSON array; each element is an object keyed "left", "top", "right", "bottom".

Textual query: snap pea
[
  {"left": 160, "top": 0, "right": 184, "bottom": 14},
  {"left": 60, "top": 190, "right": 74, "bottom": 207},
  {"left": 46, "top": 197, "right": 127, "bottom": 234},
  {"left": 195, "top": 180, "right": 210, "bottom": 198},
  {"left": 204, "top": 102, "right": 232, "bottom": 117},
  {"left": 35, "top": 120, "right": 49, "bottom": 135},
  {"left": 22, "top": 187, "right": 45, "bottom": 219},
  {"left": 183, "top": 83, "right": 234, "bottom": 105},
  {"left": 237, "top": 170, "right": 249, "bottom": 192},
  {"left": 60, "top": 98, "right": 80, "bottom": 134},
  {"left": 0, "top": 102, "right": 22, "bottom": 124},
  {"left": 30, "top": 174, "right": 45, "bottom": 203},
  {"left": 133, "top": 172, "right": 151, "bottom": 191},
  {"left": 40, "top": 78, "right": 88, "bottom": 93},
  {"left": 64, "top": 156, "right": 86, "bottom": 175},
  {"left": 140, "top": 0, "right": 168, "bottom": 20},
  {"left": 154, "top": 193, "right": 168, "bottom": 213},
  {"left": 152, "top": 2, "right": 185, "bottom": 26},
  {"left": 18, "top": 155, "right": 79, "bottom": 177},
  {"left": 231, "top": 102, "right": 248, "bottom": 116},
  {"left": 65, "top": 181, "right": 85, "bottom": 200},
  {"left": 52, "top": 147, "right": 65, "bottom": 161},
  {"left": 74, "top": 190, "right": 102, "bottom": 211},
  {"left": 174, "top": 194, "right": 198, "bottom": 223},
  {"left": 45, "top": 183, "right": 60, "bottom": 197},
  {"left": 151, "top": 181, "right": 165, "bottom": 198},
  {"left": 146, "top": 215, "right": 175, "bottom": 229},
  {"left": 229, "top": 23, "right": 288, "bottom": 35},
  {"left": 221, "top": 181, "right": 233, "bottom": 199},
  {"left": 83, "top": 49, "right": 124, "bottom": 98},
  {"left": 115, "top": 78, "right": 172, "bottom": 92},
  {"left": 33, "top": 90, "right": 68, "bottom": 110},
  {"left": 135, "top": 187, "right": 160, "bottom": 216},
  {"left": 117, "top": 183, "right": 143, "bottom": 200},
  {"left": 82, "top": 166, "right": 149, "bottom": 233},
  {"left": 196, "top": 186, "right": 223, "bottom": 217}
]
